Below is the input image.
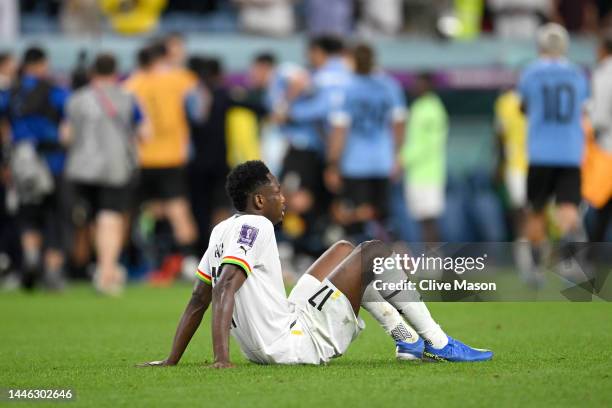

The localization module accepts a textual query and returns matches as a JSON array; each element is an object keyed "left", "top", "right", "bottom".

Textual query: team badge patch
[{"left": 237, "top": 224, "right": 259, "bottom": 248}]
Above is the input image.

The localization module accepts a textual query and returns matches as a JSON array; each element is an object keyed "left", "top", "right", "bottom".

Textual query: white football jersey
[{"left": 196, "top": 214, "right": 297, "bottom": 363}]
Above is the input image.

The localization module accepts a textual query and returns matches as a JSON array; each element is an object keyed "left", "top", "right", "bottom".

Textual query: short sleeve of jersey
[
  {"left": 196, "top": 246, "right": 213, "bottom": 285},
  {"left": 517, "top": 69, "right": 530, "bottom": 104},
  {"left": 220, "top": 218, "right": 273, "bottom": 278},
  {"left": 384, "top": 74, "right": 407, "bottom": 122}
]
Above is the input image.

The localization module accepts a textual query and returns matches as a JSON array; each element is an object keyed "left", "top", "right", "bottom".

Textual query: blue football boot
[
  {"left": 395, "top": 337, "right": 425, "bottom": 360},
  {"left": 423, "top": 336, "right": 493, "bottom": 362}
]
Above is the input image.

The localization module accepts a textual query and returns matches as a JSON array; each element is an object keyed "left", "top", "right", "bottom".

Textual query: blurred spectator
[
  {"left": 185, "top": 56, "right": 233, "bottom": 247},
  {"left": 247, "top": 52, "right": 277, "bottom": 114},
  {"left": 401, "top": 73, "right": 448, "bottom": 242},
  {"left": 585, "top": 30, "right": 612, "bottom": 242},
  {"left": 488, "top": 0, "right": 553, "bottom": 39},
  {"left": 64, "top": 53, "right": 145, "bottom": 296},
  {"left": 357, "top": 0, "right": 403, "bottom": 36},
  {"left": 494, "top": 88, "right": 527, "bottom": 240},
  {"left": 327, "top": 43, "right": 406, "bottom": 241},
  {"left": 124, "top": 41, "right": 199, "bottom": 284},
  {"left": 99, "top": 0, "right": 167, "bottom": 35},
  {"left": 233, "top": 0, "right": 295, "bottom": 36},
  {"left": 2, "top": 46, "right": 70, "bottom": 290},
  {"left": 248, "top": 52, "right": 287, "bottom": 176},
  {"left": 0, "top": 0, "right": 19, "bottom": 40},
  {"left": 60, "top": 0, "right": 103, "bottom": 37},
  {"left": 306, "top": 0, "right": 353, "bottom": 36},
  {"left": 552, "top": 0, "right": 598, "bottom": 34}
]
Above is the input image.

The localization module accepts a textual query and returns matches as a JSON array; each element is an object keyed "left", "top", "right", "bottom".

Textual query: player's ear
[{"left": 253, "top": 192, "right": 265, "bottom": 210}]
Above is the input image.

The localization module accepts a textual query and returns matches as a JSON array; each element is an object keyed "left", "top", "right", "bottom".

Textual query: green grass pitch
[{"left": 1, "top": 285, "right": 611, "bottom": 407}]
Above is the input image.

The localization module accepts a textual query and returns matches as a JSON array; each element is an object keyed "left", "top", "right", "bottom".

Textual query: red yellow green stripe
[
  {"left": 221, "top": 256, "right": 252, "bottom": 276},
  {"left": 196, "top": 269, "right": 212, "bottom": 285}
]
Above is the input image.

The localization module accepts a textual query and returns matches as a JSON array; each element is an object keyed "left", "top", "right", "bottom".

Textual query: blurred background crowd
[{"left": 0, "top": 0, "right": 611, "bottom": 294}]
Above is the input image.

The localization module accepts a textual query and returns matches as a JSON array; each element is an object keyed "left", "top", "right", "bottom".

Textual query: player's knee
[
  {"left": 334, "top": 240, "right": 355, "bottom": 251},
  {"left": 358, "top": 240, "right": 390, "bottom": 259}
]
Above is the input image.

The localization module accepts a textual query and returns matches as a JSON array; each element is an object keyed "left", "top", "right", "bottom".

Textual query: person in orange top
[{"left": 124, "top": 40, "right": 199, "bottom": 281}]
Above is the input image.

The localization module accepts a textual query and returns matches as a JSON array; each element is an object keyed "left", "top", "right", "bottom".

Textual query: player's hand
[
  {"left": 136, "top": 359, "right": 176, "bottom": 368},
  {"left": 209, "top": 361, "right": 235, "bottom": 369}
]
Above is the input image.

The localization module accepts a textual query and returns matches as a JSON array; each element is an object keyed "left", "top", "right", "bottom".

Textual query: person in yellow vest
[
  {"left": 494, "top": 88, "right": 528, "bottom": 239},
  {"left": 124, "top": 40, "right": 199, "bottom": 282}
]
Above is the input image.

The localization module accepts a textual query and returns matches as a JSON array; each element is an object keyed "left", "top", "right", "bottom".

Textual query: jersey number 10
[{"left": 541, "top": 84, "right": 575, "bottom": 124}]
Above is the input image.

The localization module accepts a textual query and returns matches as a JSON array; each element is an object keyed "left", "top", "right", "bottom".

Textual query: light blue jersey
[
  {"left": 266, "top": 63, "right": 324, "bottom": 153},
  {"left": 331, "top": 72, "right": 406, "bottom": 178},
  {"left": 287, "top": 58, "right": 353, "bottom": 154},
  {"left": 518, "top": 59, "right": 589, "bottom": 166}
]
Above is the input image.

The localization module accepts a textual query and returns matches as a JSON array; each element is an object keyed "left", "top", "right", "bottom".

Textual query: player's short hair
[
  {"left": 22, "top": 46, "right": 47, "bottom": 66},
  {"left": 136, "top": 47, "right": 152, "bottom": 69},
  {"left": 353, "top": 43, "right": 375, "bottom": 75},
  {"left": 536, "top": 23, "right": 569, "bottom": 57},
  {"left": 253, "top": 52, "right": 277, "bottom": 66},
  {"left": 226, "top": 161, "right": 272, "bottom": 212},
  {"left": 92, "top": 53, "right": 116, "bottom": 76},
  {"left": 146, "top": 40, "right": 167, "bottom": 63},
  {"left": 309, "top": 34, "right": 345, "bottom": 55}
]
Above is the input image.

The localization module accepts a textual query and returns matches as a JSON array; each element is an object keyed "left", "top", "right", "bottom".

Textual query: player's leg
[
  {"left": 324, "top": 240, "right": 493, "bottom": 362},
  {"left": 296, "top": 241, "right": 423, "bottom": 359},
  {"left": 523, "top": 165, "right": 554, "bottom": 285},
  {"left": 554, "top": 167, "right": 588, "bottom": 280}
]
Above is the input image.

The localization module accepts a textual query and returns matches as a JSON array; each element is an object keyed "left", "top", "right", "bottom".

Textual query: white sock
[
  {"left": 397, "top": 301, "right": 448, "bottom": 349},
  {"left": 372, "top": 254, "right": 448, "bottom": 349},
  {"left": 362, "top": 284, "right": 419, "bottom": 343}
]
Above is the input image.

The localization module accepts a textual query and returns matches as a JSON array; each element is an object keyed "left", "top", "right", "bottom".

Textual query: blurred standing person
[
  {"left": 494, "top": 87, "right": 528, "bottom": 239},
  {"left": 585, "top": 30, "right": 612, "bottom": 242},
  {"left": 0, "top": 52, "right": 19, "bottom": 288},
  {"left": 518, "top": 24, "right": 589, "bottom": 281},
  {"left": 326, "top": 43, "right": 407, "bottom": 241},
  {"left": 185, "top": 56, "right": 232, "bottom": 249},
  {"left": 3, "top": 47, "right": 70, "bottom": 290},
  {"left": 124, "top": 41, "right": 199, "bottom": 283},
  {"left": 64, "top": 53, "right": 146, "bottom": 296},
  {"left": 248, "top": 52, "right": 286, "bottom": 176},
  {"left": 276, "top": 35, "right": 351, "bottom": 255},
  {"left": 401, "top": 73, "right": 448, "bottom": 243}
]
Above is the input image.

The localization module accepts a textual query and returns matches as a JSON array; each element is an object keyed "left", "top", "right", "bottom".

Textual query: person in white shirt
[{"left": 138, "top": 161, "right": 493, "bottom": 367}]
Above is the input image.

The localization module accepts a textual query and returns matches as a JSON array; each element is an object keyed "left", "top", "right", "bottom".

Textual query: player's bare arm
[
  {"left": 210, "top": 264, "right": 247, "bottom": 369},
  {"left": 137, "top": 279, "right": 212, "bottom": 367},
  {"left": 324, "top": 124, "right": 347, "bottom": 194}
]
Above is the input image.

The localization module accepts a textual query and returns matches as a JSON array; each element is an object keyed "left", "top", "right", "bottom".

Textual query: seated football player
[{"left": 139, "top": 161, "right": 493, "bottom": 367}]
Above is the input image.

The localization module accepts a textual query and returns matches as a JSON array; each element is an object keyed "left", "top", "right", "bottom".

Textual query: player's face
[{"left": 262, "top": 173, "right": 286, "bottom": 225}]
